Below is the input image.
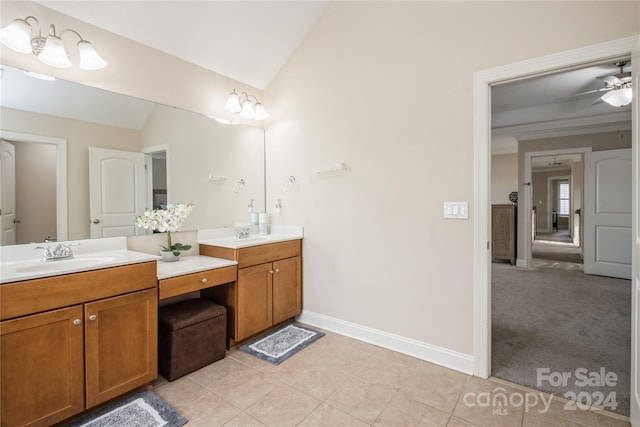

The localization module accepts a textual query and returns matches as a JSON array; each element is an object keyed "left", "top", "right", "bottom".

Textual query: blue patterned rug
[
  {"left": 240, "top": 324, "right": 325, "bottom": 365},
  {"left": 65, "top": 390, "right": 186, "bottom": 427}
]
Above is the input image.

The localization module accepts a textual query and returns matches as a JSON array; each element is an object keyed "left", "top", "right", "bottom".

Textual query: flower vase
[{"left": 161, "top": 250, "right": 180, "bottom": 262}]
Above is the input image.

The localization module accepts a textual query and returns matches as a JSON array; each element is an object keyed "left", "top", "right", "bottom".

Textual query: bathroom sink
[
  {"left": 200, "top": 233, "right": 298, "bottom": 248},
  {"left": 12, "top": 255, "right": 124, "bottom": 274}
]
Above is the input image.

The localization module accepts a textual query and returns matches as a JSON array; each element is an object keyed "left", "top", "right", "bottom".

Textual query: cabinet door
[
  {"left": 272, "top": 256, "right": 302, "bottom": 325},
  {"left": 1, "top": 306, "right": 84, "bottom": 427},
  {"left": 85, "top": 288, "right": 157, "bottom": 408},
  {"left": 237, "top": 263, "right": 273, "bottom": 340}
]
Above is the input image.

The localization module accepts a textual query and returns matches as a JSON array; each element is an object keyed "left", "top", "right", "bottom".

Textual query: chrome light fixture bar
[
  {"left": 224, "top": 89, "right": 269, "bottom": 121},
  {"left": 0, "top": 16, "right": 107, "bottom": 70}
]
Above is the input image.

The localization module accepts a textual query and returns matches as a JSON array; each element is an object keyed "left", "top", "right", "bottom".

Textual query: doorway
[
  {"left": 473, "top": 36, "right": 638, "bottom": 420},
  {"left": 0, "top": 131, "right": 68, "bottom": 245}
]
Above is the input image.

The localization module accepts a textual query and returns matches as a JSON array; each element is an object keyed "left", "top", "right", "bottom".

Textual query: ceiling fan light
[
  {"left": 77, "top": 40, "right": 107, "bottom": 70},
  {"left": 38, "top": 35, "right": 71, "bottom": 68},
  {"left": 254, "top": 102, "right": 269, "bottom": 120},
  {"left": 602, "top": 87, "right": 632, "bottom": 107},
  {"left": 240, "top": 99, "right": 255, "bottom": 119},
  {"left": 0, "top": 19, "right": 32, "bottom": 53},
  {"left": 224, "top": 90, "right": 242, "bottom": 113}
]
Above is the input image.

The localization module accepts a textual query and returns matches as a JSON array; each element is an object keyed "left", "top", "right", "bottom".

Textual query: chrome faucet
[
  {"left": 42, "top": 243, "right": 74, "bottom": 262},
  {"left": 235, "top": 227, "right": 252, "bottom": 240}
]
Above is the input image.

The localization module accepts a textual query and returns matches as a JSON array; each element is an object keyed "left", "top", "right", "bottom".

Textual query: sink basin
[
  {"left": 12, "top": 256, "right": 123, "bottom": 274},
  {"left": 201, "top": 233, "right": 297, "bottom": 248}
]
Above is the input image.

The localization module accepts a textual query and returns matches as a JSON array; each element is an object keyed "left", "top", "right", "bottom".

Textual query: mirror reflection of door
[
  {"left": 89, "top": 147, "right": 146, "bottom": 238},
  {"left": 1, "top": 138, "right": 57, "bottom": 245},
  {"left": 1, "top": 139, "right": 17, "bottom": 245}
]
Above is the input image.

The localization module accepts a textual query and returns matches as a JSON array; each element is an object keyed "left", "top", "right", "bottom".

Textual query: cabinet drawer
[
  {"left": 0, "top": 261, "right": 158, "bottom": 321},
  {"left": 159, "top": 266, "right": 237, "bottom": 300},
  {"left": 237, "top": 240, "right": 301, "bottom": 268}
]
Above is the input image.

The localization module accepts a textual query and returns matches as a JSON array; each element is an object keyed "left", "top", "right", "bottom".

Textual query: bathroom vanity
[
  {"left": 0, "top": 257, "right": 158, "bottom": 427},
  {"left": 198, "top": 229, "right": 303, "bottom": 346},
  {"left": 0, "top": 228, "right": 302, "bottom": 426}
]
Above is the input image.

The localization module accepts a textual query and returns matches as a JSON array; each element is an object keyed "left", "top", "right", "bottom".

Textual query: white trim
[
  {"left": 0, "top": 130, "right": 68, "bottom": 242},
  {"left": 630, "top": 35, "right": 640, "bottom": 427},
  {"left": 473, "top": 36, "right": 638, "bottom": 379},
  {"left": 297, "top": 310, "right": 474, "bottom": 375},
  {"left": 492, "top": 111, "right": 631, "bottom": 141}
]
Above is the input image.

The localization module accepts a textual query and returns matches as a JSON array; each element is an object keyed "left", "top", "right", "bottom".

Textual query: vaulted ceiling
[{"left": 5, "top": 2, "right": 634, "bottom": 145}]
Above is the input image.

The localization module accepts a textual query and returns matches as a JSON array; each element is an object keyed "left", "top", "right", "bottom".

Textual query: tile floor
[{"left": 153, "top": 325, "right": 630, "bottom": 427}]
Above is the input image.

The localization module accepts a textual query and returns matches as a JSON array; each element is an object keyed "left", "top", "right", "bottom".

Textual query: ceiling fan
[{"left": 578, "top": 61, "right": 632, "bottom": 107}]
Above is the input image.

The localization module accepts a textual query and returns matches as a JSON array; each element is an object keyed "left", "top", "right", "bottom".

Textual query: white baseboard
[{"left": 296, "top": 310, "right": 474, "bottom": 375}]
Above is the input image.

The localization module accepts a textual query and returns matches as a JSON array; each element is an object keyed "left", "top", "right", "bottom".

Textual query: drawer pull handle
[
  {"left": 73, "top": 319, "right": 81, "bottom": 326},
  {"left": 201, "top": 278, "right": 208, "bottom": 284},
  {"left": 89, "top": 314, "right": 97, "bottom": 322}
]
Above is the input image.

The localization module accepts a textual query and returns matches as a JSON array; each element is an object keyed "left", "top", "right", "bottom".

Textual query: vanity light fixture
[
  {"left": 224, "top": 89, "right": 269, "bottom": 120},
  {"left": 0, "top": 16, "right": 107, "bottom": 70}
]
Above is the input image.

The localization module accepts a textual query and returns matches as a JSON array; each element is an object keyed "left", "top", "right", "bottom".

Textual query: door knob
[
  {"left": 92, "top": 219, "right": 101, "bottom": 224},
  {"left": 201, "top": 278, "right": 208, "bottom": 284},
  {"left": 13, "top": 219, "right": 20, "bottom": 224},
  {"left": 274, "top": 268, "right": 280, "bottom": 273},
  {"left": 73, "top": 319, "right": 81, "bottom": 326},
  {"left": 89, "top": 314, "right": 97, "bottom": 321}
]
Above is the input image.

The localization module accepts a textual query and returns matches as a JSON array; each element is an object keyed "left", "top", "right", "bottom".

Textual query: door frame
[
  {"left": 472, "top": 36, "right": 638, "bottom": 380},
  {"left": 0, "top": 130, "right": 68, "bottom": 242},
  {"left": 521, "top": 148, "right": 591, "bottom": 267}
]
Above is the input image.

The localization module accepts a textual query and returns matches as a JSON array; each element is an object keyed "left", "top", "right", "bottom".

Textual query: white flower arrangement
[{"left": 135, "top": 202, "right": 195, "bottom": 255}]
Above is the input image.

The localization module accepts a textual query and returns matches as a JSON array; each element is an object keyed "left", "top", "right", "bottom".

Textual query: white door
[
  {"left": 0, "top": 140, "right": 17, "bottom": 245},
  {"left": 584, "top": 149, "right": 632, "bottom": 279},
  {"left": 89, "top": 147, "right": 146, "bottom": 238}
]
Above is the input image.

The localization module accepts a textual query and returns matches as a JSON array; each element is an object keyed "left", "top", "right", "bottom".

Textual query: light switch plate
[{"left": 444, "top": 202, "right": 468, "bottom": 219}]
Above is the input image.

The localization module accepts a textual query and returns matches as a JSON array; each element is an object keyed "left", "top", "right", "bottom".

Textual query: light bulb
[
  {"left": 78, "top": 40, "right": 107, "bottom": 70},
  {"left": 0, "top": 19, "right": 32, "bottom": 53},
  {"left": 240, "top": 99, "right": 255, "bottom": 119},
  {"left": 602, "top": 87, "right": 632, "bottom": 107},
  {"left": 38, "top": 35, "right": 71, "bottom": 68},
  {"left": 254, "top": 102, "right": 269, "bottom": 120},
  {"left": 224, "top": 90, "right": 241, "bottom": 113}
]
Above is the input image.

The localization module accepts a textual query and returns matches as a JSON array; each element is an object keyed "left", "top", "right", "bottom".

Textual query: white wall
[
  {"left": 264, "top": 1, "right": 639, "bottom": 362},
  {"left": 491, "top": 153, "right": 518, "bottom": 205}
]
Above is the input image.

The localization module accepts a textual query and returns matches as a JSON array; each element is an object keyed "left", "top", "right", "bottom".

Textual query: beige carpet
[{"left": 492, "top": 247, "right": 630, "bottom": 416}]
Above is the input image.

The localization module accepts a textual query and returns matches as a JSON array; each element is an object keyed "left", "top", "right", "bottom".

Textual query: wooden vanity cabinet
[
  {"left": 201, "top": 240, "right": 302, "bottom": 345},
  {"left": 0, "top": 306, "right": 85, "bottom": 427},
  {"left": 0, "top": 262, "right": 157, "bottom": 427}
]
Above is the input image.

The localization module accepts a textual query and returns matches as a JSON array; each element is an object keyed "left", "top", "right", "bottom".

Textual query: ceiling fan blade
[
  {"left": 573, "top": 87, "right": 610, "bottom": 97},
  {"left": 590, "top": 96, "right": 605, "bottom": 106},
  {"left": 596, "top": 75, "right": 622, "bottom": 85}
]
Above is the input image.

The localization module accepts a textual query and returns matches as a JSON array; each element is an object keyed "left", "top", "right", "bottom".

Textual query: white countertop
[
  {"left": 156, "top": 255, "right": 237, "bottom": 280},
  {"left": 0, "top": 237, "right": 160, "bottom": 284},
  {"left": 198, "top": 225, "right": 303, "bottom": 249}
]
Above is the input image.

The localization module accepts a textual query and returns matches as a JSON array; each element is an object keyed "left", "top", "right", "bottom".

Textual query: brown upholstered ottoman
[{"left": 158, "top": 298, "right": 226, "bottom": 381}]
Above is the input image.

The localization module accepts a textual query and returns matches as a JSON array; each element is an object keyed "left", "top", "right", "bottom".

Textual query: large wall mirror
[{"left": 0, "top": 65, "right": 266, "bottom": 245}]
